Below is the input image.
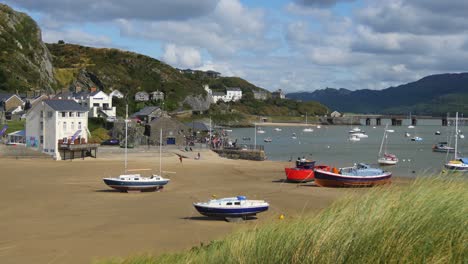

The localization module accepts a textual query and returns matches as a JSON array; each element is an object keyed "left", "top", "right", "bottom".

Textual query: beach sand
[{"left": 0, "top": 149, "right": 407, "bottom": 263}]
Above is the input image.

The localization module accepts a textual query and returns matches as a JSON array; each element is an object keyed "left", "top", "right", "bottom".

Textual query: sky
[{"left": 4, "top": 0, "right": 468, "bottom": 93}]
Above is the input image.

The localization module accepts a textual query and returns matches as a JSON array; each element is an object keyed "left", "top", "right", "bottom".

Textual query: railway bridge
[{"left": 346, "top": 114, "right": 467, "bottom": 126}]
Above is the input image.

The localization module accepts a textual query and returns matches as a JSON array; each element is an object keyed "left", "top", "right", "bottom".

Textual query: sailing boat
[
  {"left": 103, "top": 105, "right": 170, "bottom": 192},
  {"left": 378, "top": 124, "right": 398, "bottom": 165},
  {"left": 444, "top": 112, "right": 468, "bottom": 172},
  {"left": 302, "top": 112, "right": 313, "bottom": 132}
]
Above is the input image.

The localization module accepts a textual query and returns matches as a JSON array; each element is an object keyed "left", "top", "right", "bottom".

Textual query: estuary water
[{"left": 228, "top": 119, "right": 467, "bottom": 177}]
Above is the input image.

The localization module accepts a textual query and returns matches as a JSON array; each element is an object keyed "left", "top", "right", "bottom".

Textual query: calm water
[{"left": 228, "top": 119, "right": 467, "bottom": 177}]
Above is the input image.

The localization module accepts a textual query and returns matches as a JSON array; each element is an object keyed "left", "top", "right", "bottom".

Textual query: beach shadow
[
  {"left": 182, "top": 216, "right": 258, "bottom": 222},
  {"left": 182, "top": 216, "right": 222, "bottom": 221},
  {"left": 95, "top": 189, "right": 122, "bottom": 193},
  {"left": 297, "top": 183, "right": 320, "bottom": 188}
]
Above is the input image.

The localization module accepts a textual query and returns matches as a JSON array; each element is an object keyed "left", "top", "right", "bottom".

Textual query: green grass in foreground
[{"left": 97, "top": 176, "right": 468, "bottom": 264}]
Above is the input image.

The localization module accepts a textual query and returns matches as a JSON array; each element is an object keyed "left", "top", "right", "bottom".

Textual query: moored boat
[
  {"left": 444, "top": 112, "right": 468, "bottom": 172},
  {"left": 411, "top": 136, "right": 423, "bottom": 141},
  {"left": 314, "top": 163, "right": 392, "bottom": 187},
  {"left": 378, "top": 124, "right": 398, "bottom": 165},
  {"left": 285, "top": 162, "right": 330, "bottom": 182},
  {"left": 432, "top": 142, "right": 455, "bottom": 153},
  {"left": 274, "top": 128, "right": 282, "bottom": 132},
  {"left": 264, "top": 137, "right": 272, "bottom": 143},
  {"left": 193, "top": 196, "right": 269, "bottom": 219}
]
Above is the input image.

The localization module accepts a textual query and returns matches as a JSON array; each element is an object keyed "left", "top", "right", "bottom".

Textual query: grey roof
[
  {"left": 132, "top": 106, "right": 160, "bottom": 117},
  {"left": 0, "top": 93, "right": 15, "bottom": 102},
  {"left": 226, "top": 87, "right": 241, "bottom": 91},
  {"left": 44, "top": 100, "right": 88, "bottom": 112},
  {"left": 212, "top": 92, "right": 225, "bottom": 96},
  {"left": 185, "top": 121, "right": 209, "bottom": 131}
]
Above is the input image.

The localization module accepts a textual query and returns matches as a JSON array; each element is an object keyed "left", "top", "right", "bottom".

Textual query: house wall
[
  {"left": 5, "top": 95, "right": 24, "bottom": 111},
  {"left": 226, "top": 90, "right": 242, "bottom": 102},
  {"left": 88, "top": 91, "right": 116, "bottom": 118},
  {"left": 26, "top": 103, "right": 88, "bottom": 160}
]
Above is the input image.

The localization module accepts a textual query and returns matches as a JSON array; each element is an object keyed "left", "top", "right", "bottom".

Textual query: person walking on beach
[
  {"left": 197, "top": 152, "right": 201, "bottom": 160},
  {"left": 179, "top": 155, "right": 183, "bottom": 163}
]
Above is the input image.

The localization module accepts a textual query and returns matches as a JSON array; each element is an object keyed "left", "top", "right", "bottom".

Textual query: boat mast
[
  {"left": 159, "top": 128, "right": 162, "bottom": 176},
  {"left": 124, "top": 104, "right": 128, "bottom": 174},
  {"left": 455, "top": 112, "right": 459, "bottom": 160},
  {"left": 378, "top": 124, "right": 387, "bottom": 157},
  {"left": 254, "top": 122, "right": 257, "bottom": 149}
]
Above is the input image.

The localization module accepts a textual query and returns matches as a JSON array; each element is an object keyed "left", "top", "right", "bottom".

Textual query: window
[
  {"left": 40, "top": 111, "right": 43, "bottom": 118},
  {"left": 50, "top": 149, "right": 54, "bottom": 152},
  {"left": 61, "top": 112, "right": 66, "bottom": 117},
  {"left": 40, "top": 136, "right": 43, "bottom": 144},
  {"left": 47, "top": 111, "right": 53, "bottom": 118},
  {"left": 77, "top": 112, "right": 82, "bottom": 117},
  {"left": 226, "top": 202, "right": 232, "bottom": 205},
  {"left": 40, "top": 121, "right": 43, "bottom": 130},
  {"left": 71, "top": 122, "right": 75, "bottom": 131},
  {"left": 63, "top": 122, "right": 67, "bottom": 131},
  {"left": 78, "top": 122, "right": 82, "bottom": 130},
  {"left": 69, "top": 112, "right": 74, "bottom": 117},
  {"left": 234, "top": 202, "right": 241, "bottom": 205},
  {"left": 93, "top": 103, "right": 99, "bottom": 107}
]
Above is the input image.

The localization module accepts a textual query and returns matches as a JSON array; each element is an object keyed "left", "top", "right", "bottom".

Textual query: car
[{"left": 101, "top": 139, "right": 120, "bottom": 146}]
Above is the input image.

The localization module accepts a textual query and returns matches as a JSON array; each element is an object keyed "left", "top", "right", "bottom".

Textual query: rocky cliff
[{"left": 0, "top": 4, "right": 55, "bottom": 92}]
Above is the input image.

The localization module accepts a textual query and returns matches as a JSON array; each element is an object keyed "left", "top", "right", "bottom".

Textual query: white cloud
[
  {"left": 162, "top": 44, "right": 202, "bottom": 68},
  {"left": 42, "top": 29, "right": 113, "bottom": 48}
]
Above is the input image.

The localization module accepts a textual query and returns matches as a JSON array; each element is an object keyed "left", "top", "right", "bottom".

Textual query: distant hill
[{"left": 286, "top": 73, "right": 468, "bottom": 115}]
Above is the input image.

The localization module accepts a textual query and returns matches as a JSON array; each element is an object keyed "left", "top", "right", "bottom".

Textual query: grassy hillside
[
  {"left": 99, "top": 175, "right": 467, "bottom": 263},
  {"left": 47, "top": 43, "right": 206, "bottom": 103}
]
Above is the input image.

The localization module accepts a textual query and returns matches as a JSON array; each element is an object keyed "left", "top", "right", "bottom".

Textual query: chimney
[{"left": 90, "top": 87, "right": 97, "bottom": 93}]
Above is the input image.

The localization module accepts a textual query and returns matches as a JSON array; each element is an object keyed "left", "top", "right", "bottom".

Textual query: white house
[
  {"left": 26, "top": 99, "right": 89, "bottom": 160},
  {"left": 211, "top": 92, "right": 225, "bottom": 103},
  {"left": 73, "top": 91, "right": 116, "bottom": 119},
  {"left": 150, "top": 90, "right": 164, "bottom": 101},
  {"left": 225, "top": 87, "right": 242, "bottom": 102},
  {"left": 135, "top": 91, "right": 150, "bottom": 102},
  {"left": 109, "top": 89, "right": 124, "bottom": 99}
]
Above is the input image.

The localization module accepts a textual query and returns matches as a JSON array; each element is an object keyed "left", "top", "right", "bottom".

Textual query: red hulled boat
[{"left": 285, "top": 160, "right": 330, "bottom": 182}]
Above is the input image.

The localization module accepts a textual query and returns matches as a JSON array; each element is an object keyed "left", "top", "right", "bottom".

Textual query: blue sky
[{"left": 5, "top": 0, "right": 468, "bottom": 92}]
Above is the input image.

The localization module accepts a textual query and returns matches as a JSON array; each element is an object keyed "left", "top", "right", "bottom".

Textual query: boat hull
[
  {"left": 193, "top": 204, "right": 269, "bottom": 218},
  {"left": 285, "top": 168, "right": 314, "bottom": 182},
  {"left": 285, "top": 165, "right": 330, "bottom": 182},
  {"left": 314, "top": 169, "right": 392, "bottom": 187},
  {"left": 433, "top": 148, "right": 455, "bottom": 153},
  {"left": 103, "top": 179, "right": 169, "bottom": 192},
  {"left": 444, "top": 164, "right": 468, "bottom": 171},
  {"left": 378, "top": 158, "right": 398, "bottom": 165}
]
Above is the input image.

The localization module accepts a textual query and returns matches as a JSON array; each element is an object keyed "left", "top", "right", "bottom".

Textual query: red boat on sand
[{"left": 285, "top": 160, "right": 330, "bottom": 182}]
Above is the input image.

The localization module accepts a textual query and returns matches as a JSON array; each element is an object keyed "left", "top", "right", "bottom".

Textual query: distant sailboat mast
[
  {"left": 455, "top": 112, "right": 459, "bottom": 160},
  {"left": 124, "top": 104, "right": 128, "bottom": 174}
]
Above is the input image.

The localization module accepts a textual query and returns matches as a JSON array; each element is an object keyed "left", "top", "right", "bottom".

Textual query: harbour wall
[{"left": 213, "top": 149, "right": 265, "bottom": 161}]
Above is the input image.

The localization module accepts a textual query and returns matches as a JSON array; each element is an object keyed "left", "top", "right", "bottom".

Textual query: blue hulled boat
[
  {"left": 314, "top": 163, "right": 392, "bottom": 187},
  {"left": 193, "top": 196, "right": 269, "bottom": 218}
]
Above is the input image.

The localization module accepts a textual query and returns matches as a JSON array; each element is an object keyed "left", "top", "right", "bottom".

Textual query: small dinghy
[
  {"left": 314, "top": 163, "right": 392, "bottom": 187},
  {"left": 274, "top": 128, "right": 282, "bottom": 132},
  {"left": 432, "top": 142, "right": 455, "bottom": 153},
  {"left": 193, "top": 196, "right": 269, "bottom": 219},
  {"left": 264, "top": 137, "right": 272, "bottom": 143}
]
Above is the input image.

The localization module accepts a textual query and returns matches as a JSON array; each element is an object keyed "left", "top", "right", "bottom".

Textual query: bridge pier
[
  {"left": 442, "top": 118, "right": 448, "bottom": 126},
  {"left": 412, "top": 118, "right": 417, "bottom": 126},
  {"left": 376, "top": 118, "right": 381, "bottom": 126},
  {"left": 391, "top": 118, "right": 402, "bottom": 126},
  {"left": 366, "top": 118, "right": 371, "bottom": 126}
]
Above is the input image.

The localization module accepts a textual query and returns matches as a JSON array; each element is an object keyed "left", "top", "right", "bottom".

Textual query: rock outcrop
[
  {"left": 0, "top": 4, "right": 55, "bottom": 92},
  {"left": 183, "top": 94, "right": 211, "bottom": 112}
]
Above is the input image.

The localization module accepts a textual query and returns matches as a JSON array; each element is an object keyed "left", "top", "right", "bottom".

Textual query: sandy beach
[{"left": 0, "top": 148, "right": 405, "bottom": 263}]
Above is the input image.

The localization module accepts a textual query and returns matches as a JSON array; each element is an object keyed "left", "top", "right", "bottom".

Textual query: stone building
[{"left": 148, "top": 116, "right": 188, "bottom": 145}]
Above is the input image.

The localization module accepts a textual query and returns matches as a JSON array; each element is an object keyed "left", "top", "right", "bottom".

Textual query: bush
[{"left": 90, "top": 128, "right": 110, "bottom": 143}]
